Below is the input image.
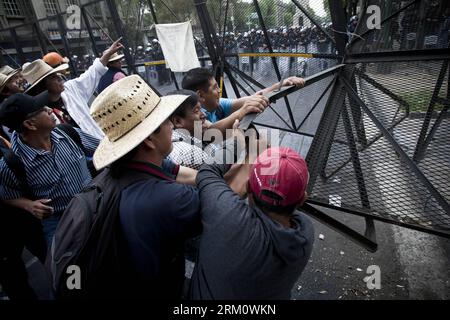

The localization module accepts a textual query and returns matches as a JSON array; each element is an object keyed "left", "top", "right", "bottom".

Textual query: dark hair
[
  {"left": 26, "top": 79, "right": 48, "bottom": 97},
  {"left": 109, "top": 126, "right": 161, "bottom": 178},
  {"left": 251, "top": 190, "right": 298, "bottom": 216},
  {"left": 110, "top": 145, "right": 140, "bottom": 178},
  {"left": 181, "top": 68, "right": 214, "bottom": 92},
  {"left": 167, "top": 89, "right": 199, "bottom": 120}
]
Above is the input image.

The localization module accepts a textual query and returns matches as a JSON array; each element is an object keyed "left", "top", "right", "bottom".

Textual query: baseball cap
[
  {"left": 249, "top": 147, "right": 309, "bottom": 207},
  {"left": 0, "top": 92, "right": 49, "bottom": 131}
]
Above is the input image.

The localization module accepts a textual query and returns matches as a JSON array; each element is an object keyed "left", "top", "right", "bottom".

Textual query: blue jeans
[{"left": 41, "top": 214, "right": 61, "bottom": 248}]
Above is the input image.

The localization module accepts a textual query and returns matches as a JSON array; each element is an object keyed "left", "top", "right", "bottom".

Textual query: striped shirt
[{"left": 0, "top": 127, "right": 99, "bottom": 216}]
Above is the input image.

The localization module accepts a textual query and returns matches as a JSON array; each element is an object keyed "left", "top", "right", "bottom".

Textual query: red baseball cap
[{"left": 249, "top": 147, "right": 309, "bottom": 207}]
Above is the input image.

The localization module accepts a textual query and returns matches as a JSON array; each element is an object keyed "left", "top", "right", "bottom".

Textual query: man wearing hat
[
  {"left": 190, "top": 147, "right": 314, "bottom": 299},
  {"left": 96, "top": 52, "right": 127, "bottom": 94},
  {"left": 22, "top": 39, "right": 124, "bottom": 139},
  {"left": 0, "top": 92, "right": 100, "bottom": 247},
  {"left": 0, "top": 65, "right": 24, "bottom": 102},
  {"left": 0, "top": 65, "right": 26, "bottom": 141},
  {"left": 90, "top": 75, "right": 201, "bottom": 298}
]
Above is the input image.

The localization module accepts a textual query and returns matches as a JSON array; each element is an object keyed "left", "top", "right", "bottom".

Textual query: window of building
[
  {"left": 44, "top": 0, "right": 59, "bottom": 15},
  {"left": 2, "top": 0, "right": 21, "bottom": 16}
]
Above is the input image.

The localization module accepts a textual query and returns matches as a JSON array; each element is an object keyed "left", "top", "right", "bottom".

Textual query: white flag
[{"left": 155, "top": 21, "right": 200, "bottom": 72}]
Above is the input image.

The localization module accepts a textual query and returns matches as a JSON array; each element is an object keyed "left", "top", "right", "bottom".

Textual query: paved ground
[{"left": 292, "top": 206, "right": 450, "bottom": 300}]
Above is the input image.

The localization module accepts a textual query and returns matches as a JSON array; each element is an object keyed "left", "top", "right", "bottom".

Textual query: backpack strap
[
  {"left": 0, "top": 140, "right": 33, "bottom": 199},
  {"left": 57, "top": 123, "right": 87, "bottom": 154}
]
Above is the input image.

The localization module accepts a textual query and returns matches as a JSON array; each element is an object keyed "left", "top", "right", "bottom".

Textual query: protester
[
  {"left": 90, "top": 75, "right": 201, "bottom": 298},
  {"left": 167, "top": 89, "right": 215, "bottom": 170},
  {"left": 181, "top": 67, "right": 305, "bottom": 133},
  {"left": 190, "top": 146, "right": 314, "bottom": 299},
  {"left": 0, "top": 92, "right": 100, "bottom": 247},
  {"left": 0, "top": 66, "right": 24, "bottom": 103},
  {"left": 96, "top": 52, "right": 127, "bottom": 93},
  {"left": 22, "top": 39, "right": 124, "bottom": 138},
  {"left": 0, "top": 65, "right": 26, "bottom": 141}
]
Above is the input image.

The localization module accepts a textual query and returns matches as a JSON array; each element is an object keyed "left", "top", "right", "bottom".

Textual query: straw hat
[
  {"left": 91, "top": 75, "right": 189, "bottom": 170},
  {"left": 0, "top": 65, "right": 20, "bottom": 76},
  {"left": 108, "top": 52, "right": 124, "bottom": 63},
  {"left": 22, "top": 59, "right": 68, "bottom": 93},
  {"left": 0, "top": 69, "right": 20, "bottom": 92}
]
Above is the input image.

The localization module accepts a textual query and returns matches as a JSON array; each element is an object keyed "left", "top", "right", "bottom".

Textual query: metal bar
[
  {"left": 194, "top": 0, "right": 219, "bottom": 69},
  {"left": 346, "top": 67, "right": 368, "bottom": 147},
  {"left": 296, "top": 75, "right": 335, "bottom": 131},
  {"left": 328, "top": 0, "right": 347, "bottom": 57},
  {"left": 205, "top": 11, "right": 228, "bottom": 98},
  {"left": 105, "top": 0, "right": 136, "bottom": 74},
  {"left": 56, "top": 14, "right": 78, "bottom": 75},
  {"left": 306, "top": 75, "right": 347, "bottom": 188},
  {"left": 413, "top": 60, "right": 448, "bottom": 161},
  {"left": 80, "top": 6, "right": 99, "bottom": 57},
  {"left": 147, "top": 0, "right": 158, "bottom": 24},
  {"left": 227, "top": 63, "right": 265, "bottom": 89},
  {"left": 420, "top": 72, "right": 450, "bottom": 156},
  {"left": 9, "top": 28, "right": 25, "bottom": 65},
  {"left": 342, "top": 77, "right": 450, "bottom": 216},
  {"left": 190, "top": 0, "right": 211, "bottom": 55},
  {"left": 252, "top": 121, "right": 348, "bottom": 145},
  {"left": 267, "top": 64, "right": 345, "bottom": 103},
  {"left": 301, "top": 203, "right": 378, "bottom": 252},
  {"left": 306, "top": 199, "right": 450, "bottom": 239},
  {"left": 226, "top": 52, "right": 341, "bottom": 59},
  {"left": 223, "top": 62, "right": 242, "bottom": 98},
  {"left": 421, "top": 104, "right": 449, "bottom": 155},
  {"left": 220, "top": 0, "right": 230, "bottom": 51},
  {"left": 291, "top": 0, "right": 336, "bottom": 45},
  {"left": 341, "top": 100, "right": 371, "bottom": 210},
  {"left": 348, "top": 0, "right": 420, "bottom": 49},
  {"left": 355, "top": 69, "right": 410, "bottom": 110},
  {"left": 345, "top": 49, "right": 450, "bottom": 63},
  {"left": 83, "top": 8, "right": 114, "bottom": 43},
  {"left": 236, "top": 72, "right": 257, "bottom": 93},
  {"left": 239, "top": 64, "right": 344, "bottom": 131},
  {"left": 32, "top": 23, "right": 47, "bottom": 55},
  {"left": 323, "top": 114, "right": 408, "bottom": 181},
  {"left": 252, "top": 0, "right": 296, "bottom": 129},
  {"left": 266, "top": 105, "right": 295, "bottom": 131}
]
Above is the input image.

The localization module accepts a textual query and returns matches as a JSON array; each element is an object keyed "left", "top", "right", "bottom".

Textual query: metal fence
[{"left": 1, "top": 0, "right": 449, "bottom": 248}]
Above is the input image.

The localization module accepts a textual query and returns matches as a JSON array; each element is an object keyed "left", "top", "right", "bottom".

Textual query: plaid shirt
[{"left": 168, "top": 130, "right": 217, "bottom": 170}]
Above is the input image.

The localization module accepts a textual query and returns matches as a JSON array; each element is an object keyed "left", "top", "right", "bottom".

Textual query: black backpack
[{"left": 46, "top": 168, "right": 151, "bottom": 299}]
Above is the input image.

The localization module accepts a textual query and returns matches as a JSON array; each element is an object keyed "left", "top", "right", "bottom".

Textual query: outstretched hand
[{"left": 100, "top": 37, "right": 124, "bottom": 66}]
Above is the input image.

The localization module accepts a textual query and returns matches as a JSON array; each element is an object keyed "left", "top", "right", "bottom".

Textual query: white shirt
[{"left": 62, "top": 58, "right": 107, "bottom": 139}]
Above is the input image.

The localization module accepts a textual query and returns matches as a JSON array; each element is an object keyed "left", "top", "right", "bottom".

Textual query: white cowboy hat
[
  {"left": 0, "top": 69, "right": 21, "bottom": 92},
  {"left": 0, "top": 65, "right": 20, "bottom": 76},
  {"left": 91, "top": 75, "right": 189, "bottom": 170},
  {"left": 108, "top": 52, "right": 124, "bottom": 63},
  {"left": 22, "top": 59, "right": 68, "bottom": 93}
]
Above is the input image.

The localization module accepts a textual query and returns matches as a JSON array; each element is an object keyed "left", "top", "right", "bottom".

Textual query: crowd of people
[{"left": 0, "top": 38, "right": 315, "bottom": 300}]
